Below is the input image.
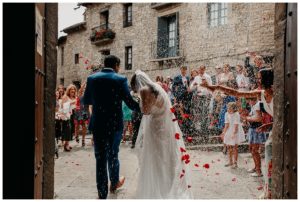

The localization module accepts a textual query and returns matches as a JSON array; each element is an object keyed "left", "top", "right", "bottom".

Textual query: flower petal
[
  {"left": 203, "top": 163, "right": 210, "bottom": 169},
  {"left": 170, "top": 107, "right": 176, "bottom": 113},
  {"left": 194, "top": 164, "right": 199, "bottom": 167},
  {"left": 180, "top": 147, "right": 186, "bottom": 153},
  {"left": 186, "top": 136, "right": 193, "bottom": 143},
  {"left": 188, "top": 185, "right": 191, "bottom": 188},
  {"left": 175, "top": 133, "right": 180, "bottom": 140},
  {"left": 232, "top": 177, "right": 237, "bottom": 182}
]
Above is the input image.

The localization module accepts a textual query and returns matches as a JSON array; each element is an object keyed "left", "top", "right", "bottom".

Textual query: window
[
  {"left": 100, "top": 10, "right": 109, "bottom": 29},
  {"left": 60, "top": 78, "right": 64, "bottom": 86},
  {"left": 208, "top": 3, "right": 227, "bottom": 27},
  {"left": 157, "top": 13, "right": 179, "bottom": 58},
  {"left": 125, "top": 46, "right": 132, "bottom": 70},
  {"left": 75, "top": 53, "right": 79, "bottom": 64},
  {"left": 61, "top": 47, "right": 64, "bottom": 66},
  {"left": 124, "top": 3, "right": 132, "bottom": 27}
]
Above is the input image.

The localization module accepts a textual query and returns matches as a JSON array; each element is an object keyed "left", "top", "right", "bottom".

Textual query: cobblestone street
[{"left": 54, "top": 135, "right": 265, "bottom": 199}]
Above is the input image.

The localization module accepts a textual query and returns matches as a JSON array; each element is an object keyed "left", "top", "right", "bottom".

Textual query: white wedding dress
[{"left": 134, "top": 70, "right": 193, "bottom": 199}]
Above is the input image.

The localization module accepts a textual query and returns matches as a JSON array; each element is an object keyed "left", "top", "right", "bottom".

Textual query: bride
[{"left": 131, "top": 70, "right": 193, "bottom": 199}]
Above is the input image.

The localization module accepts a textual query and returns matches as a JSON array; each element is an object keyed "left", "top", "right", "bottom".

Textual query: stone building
[{"left": 57, "top": 3, "right": 275, "bottom": 87}]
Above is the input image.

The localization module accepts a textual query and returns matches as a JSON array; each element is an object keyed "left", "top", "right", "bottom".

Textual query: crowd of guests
[
  {"left": 155, "top": 55, "right": 273, "bottom": 199},
  {"left": 55, "top": 83, "right": 91, "bottom": 154}
]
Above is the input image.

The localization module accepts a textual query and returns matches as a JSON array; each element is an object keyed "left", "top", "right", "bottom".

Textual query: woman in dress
[
  {"left": 61, "top": 84, "right": 77, "bottom": 151},
  {"left": 131, "top": 70, "right": 193, "bottom": 199},
  {"left": 74, "top": 82, "right": 90, "bottom": 147}
]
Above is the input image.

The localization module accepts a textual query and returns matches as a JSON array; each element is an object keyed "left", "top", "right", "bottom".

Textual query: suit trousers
[{"left": 93, "top": 130, "right": 123, "bottom": 199}]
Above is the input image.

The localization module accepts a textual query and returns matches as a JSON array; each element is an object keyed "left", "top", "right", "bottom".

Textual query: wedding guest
[
  {"left": 57, "top": 84, "right": 65, "bottom": 98},
  {"left": 172, "top": 66, "right": 191, "bottom": 136},
  {"left": 60, "top": 84, "right": 77, "bottom": 151},
  {"left": 236, "top": 64, "right": 250, "bottom": 91},
  {"left": 74, "top": 82, "right": 89, "bottom": 147},
  {"left": 241, "top": 97, "right": 265, "bottom": 177},
  {"left": 221, "top": 102, "right": 245, "bottom": 168},
  {"left": 189, "top": 65, "right": 212, "bottom": 137},
  {"left": 211, "top": 65, "right": 223, "bottom": 85},
  {"left": 218, "top": 64, "right": 235, "bottom": 85}
]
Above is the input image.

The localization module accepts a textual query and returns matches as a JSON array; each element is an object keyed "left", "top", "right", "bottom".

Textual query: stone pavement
[{"left": 54, "top": 136, "right": 264, "bottom": 199}]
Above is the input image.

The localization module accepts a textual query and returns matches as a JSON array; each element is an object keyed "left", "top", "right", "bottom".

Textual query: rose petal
[
  {"left": 170, "top": 107, "right": 176, "bottom": 113},
  {"left": 180, "top": 147, "right": 186, "bottom": 153},
  {"left": 178, "top": 120, "right": 183, "bottom": 124},
  {"left": 188, "top": 185, "right": 191, "bottom": 188},
  {"left": 185, "top": 159, "right": 191, "bottom": 164},
  {"left": 180, "top": 174, "right": 184, "bottom": 179},
  {"left": 183, "top": 114, "right": 190, "bottom": 119},
  {"left": 194, "top": 164, "right": 199, "bottom": 167},
  {"left": 186, "top": 136, "right": 193, "bottom": 143},
  {"left": 232, "top": 177, "right": 237, "bottom": 182},
  {"left": 182, "top": 169, "right": 185, "bottom": 173},
  {"left": 175, "top": 133, "right": 180, "bottom": 140},
  {"left": 203, "top": 163, "right": 210, "bottom": 169},
  {"left": 172, "top": 118, "right": 178, "bottom": 122}
]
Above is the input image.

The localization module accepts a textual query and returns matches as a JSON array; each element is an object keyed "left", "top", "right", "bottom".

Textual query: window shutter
[
  {"left": 157, "top": 17, "right": 168, "bottom": 58},
  {"left": 175, "top": 12, "right": 179, "bottom": 56}
]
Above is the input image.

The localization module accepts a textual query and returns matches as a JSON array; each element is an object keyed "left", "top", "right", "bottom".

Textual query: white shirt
[
  {"left": 181, "top": 76, "right": 188, "bottom": 87},
  {"left": 236, "top": 73, "right": 249, "bottom": 91},
  {"left": 190, "top": 73, "right": 212, "bottom": 96}
]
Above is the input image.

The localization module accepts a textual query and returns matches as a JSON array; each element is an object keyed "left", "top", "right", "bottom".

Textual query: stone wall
[{"left": 57, "top": 3, "right": 275, "bottom": 87}]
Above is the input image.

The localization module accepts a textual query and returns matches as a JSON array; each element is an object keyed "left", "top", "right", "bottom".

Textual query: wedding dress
[{"left": 134, "top": 70, "right": 193, "bottom": 199}]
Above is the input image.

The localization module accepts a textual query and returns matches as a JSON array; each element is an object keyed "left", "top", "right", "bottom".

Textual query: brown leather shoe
[{"left": 110, "top": 176, "right": 125, "bottom": 193}]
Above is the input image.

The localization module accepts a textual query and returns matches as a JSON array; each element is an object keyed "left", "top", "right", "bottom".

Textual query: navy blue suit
[
  {"left": 172, "top": 74, "right": 190, "bottom": 102},
  {"left": 83, "top": 68, "right": 140, "bottom": 199}
]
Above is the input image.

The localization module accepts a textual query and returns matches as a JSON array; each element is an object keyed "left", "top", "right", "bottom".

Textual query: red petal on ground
[
  {"left": 188, "top": 185, "right": 191, "bottom": 188},
  {"left": 180, "top": 174, "right": 184, "bottom": 179},
  {"left": 178, "top": 120, "right": 183, "bottom": 124},
  {"left": 180, "top": 147, "right": 186, "bottom": 153},
  {"left": 232, "top": 178, "right": 237, "bottom": 182},
  {"left": 185, "top": 159, "right": 190, "bottom": 164},
  {"left": 175, "top": 133, "right": 180, "bottom": 140},
  {"left": 170, "top": 107, "right": 176, "bottom": 113},
  {"left": 215, "top": 172, "right": 220, "bottom": 175},
  {"left": 203, "top": 163, "right": 210, "bottom": 169},
  {"left": 257, "top": 185, "right": 263, "bottom": 190},
  {"left": 172, "top": 118, "right": 178, "bottom": 122},
  {"left": 186, "top": 136, "right": 193, "bottom": 143},
  {"left": 182, "top": 169, "right": 185, "bottom": 173},
  {"left": 217, "top": 159, "right": 220, "bottom": 162},
  {"left": 194, "top": 164, "right": 199, "bottom": 167}
]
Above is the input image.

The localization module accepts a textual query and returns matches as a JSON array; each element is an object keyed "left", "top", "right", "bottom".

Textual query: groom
[{"left": 83, "top": 55, "right": 140, "bottom": 199}]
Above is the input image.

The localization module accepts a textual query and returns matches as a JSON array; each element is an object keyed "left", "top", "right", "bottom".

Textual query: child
[
  {"left": 241, "top": 97, "right": 265, "bottom": 177},
  {"left": 221, "top": 102, "right": 245, "bottom": 169}
]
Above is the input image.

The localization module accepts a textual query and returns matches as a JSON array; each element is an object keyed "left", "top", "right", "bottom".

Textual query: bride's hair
[{"left": 131, "top": 73, "right": 159, "bottom": 98}]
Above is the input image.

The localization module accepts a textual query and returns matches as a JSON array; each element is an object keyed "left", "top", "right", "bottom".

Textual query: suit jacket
[
  {"left": 83, "top": 68, "right": 140, "bottom": 135},
  {"left": 172, "top": 74, "right": 190, "bottom": 102}
]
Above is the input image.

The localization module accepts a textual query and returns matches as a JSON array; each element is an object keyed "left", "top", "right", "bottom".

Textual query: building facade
[{"left": 57, "top": 3, "right": 275, "bottom": 87}]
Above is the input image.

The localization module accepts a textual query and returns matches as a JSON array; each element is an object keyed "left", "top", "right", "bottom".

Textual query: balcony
[
  {"left": 90, "top": 24, "right": 116, "bottom": 46},
  {"left": 150, "top": 41, "right": 185, "bottom": 68}
]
